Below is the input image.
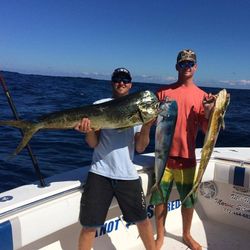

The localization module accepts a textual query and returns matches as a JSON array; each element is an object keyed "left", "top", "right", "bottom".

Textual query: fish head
[
  {"left": 214, "top": 89, "right": 230, "bottom": 129},
  {"left": 215, "top": 89, "right": 230, "bottom": 112},
  {"left": 137, "top": 90, "right": 161, "bottom": 122},
  {"left": 158, "top": 97, "right": 178, "bottom": 118}
]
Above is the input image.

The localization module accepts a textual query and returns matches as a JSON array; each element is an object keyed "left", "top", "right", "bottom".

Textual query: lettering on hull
[{"left": 95, "top": 200, "right": 181, "bottom": 237}]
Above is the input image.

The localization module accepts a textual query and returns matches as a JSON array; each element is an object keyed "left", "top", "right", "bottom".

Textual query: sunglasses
[
  {"left": 112, "top": 78, "right": 131, "bottom": 84},
  {"left": 178, "top": 61, "right": 195, "bottom": 69}
]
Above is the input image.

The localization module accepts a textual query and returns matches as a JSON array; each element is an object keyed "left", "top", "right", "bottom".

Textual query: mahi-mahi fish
[
  {"left": 151, "top": 98, "right": 178, "bottom": 199},
  {"left": 0, "top": 90, "right": 160, "bottom": 155},
  {"left": 182, "top": 89, "right": 230, "bottom": 203}
]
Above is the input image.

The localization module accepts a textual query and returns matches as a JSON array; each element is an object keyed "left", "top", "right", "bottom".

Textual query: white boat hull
[{"left": 0, "top": 147, "right": 250, "bottom": 250}]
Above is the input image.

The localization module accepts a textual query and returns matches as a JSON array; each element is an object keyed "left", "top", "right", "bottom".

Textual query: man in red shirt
[{"left": 150, "top": 49, "right": 215, "bottom": 250}]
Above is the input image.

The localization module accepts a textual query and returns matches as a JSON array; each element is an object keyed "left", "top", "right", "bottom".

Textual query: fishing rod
[{"left": 0, "top": 72, "right": 46, "bottom": 187}]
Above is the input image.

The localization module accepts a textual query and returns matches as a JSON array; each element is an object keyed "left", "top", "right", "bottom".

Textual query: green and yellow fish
[{"left": 182, "top": 89, "right": 230, "bottom": 203}]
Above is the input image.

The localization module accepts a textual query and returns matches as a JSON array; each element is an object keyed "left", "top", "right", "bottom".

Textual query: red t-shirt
[{"left": 157, "top": 82, "right": 208, "bottom": 169}]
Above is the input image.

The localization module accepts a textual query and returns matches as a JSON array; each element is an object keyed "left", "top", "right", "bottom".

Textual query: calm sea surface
[{"left": 0, "top": 71, "right": 250, "bottom": 192}]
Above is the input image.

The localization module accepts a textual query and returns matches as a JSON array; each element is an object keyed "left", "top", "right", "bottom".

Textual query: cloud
[
  {"left": 77, "top": 71, "right": 250, "bottom": 89},
  {"left": 78, "top": 72, "right": 177, "bottom": 84},
  {"left": 79, "top": 71, "right": 110, "bottom": 80},
  {"left": 219, "top": 79, "right": 250, "bottom": 87},
  {"left": 196, "top": 79, "right": 250, "bottom": 89},
  {"left": 133, "top": 74, "right": 176, "bottom": 84}
]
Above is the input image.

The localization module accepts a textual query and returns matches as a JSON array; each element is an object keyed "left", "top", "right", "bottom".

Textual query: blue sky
[{"left": 1, "top": 0, "right": 250, "bottom": 89}]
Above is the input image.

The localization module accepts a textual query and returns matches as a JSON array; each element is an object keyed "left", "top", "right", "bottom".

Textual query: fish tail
[
  {"left": 14, "top": 123, "right": 41, "bottom": 155},
  {"left": 0, "top": 120, "right": 32, "bottom": 129},
  {"left": 0, "top": 120, "right": 41, "bottom": 155}
]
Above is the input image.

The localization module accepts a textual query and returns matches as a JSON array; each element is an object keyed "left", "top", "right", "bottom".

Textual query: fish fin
[
  {"left": 222, "top": 118, "right": 225, "bottom": 130},
  {"left": 137, "top": 107, "right": 145, "bottom": 123},
  {"left": 115, "top": 127, "right": 130, "bottom": 132}
]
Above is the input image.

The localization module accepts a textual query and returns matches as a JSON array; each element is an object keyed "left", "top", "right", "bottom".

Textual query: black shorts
[{"left": 79, "top": 172, "right": 147, "bottom": 227}]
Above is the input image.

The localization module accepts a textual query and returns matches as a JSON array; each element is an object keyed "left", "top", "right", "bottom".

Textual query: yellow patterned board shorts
[{"left": 150, "top": 166, "right": 197, "bottom": 208}]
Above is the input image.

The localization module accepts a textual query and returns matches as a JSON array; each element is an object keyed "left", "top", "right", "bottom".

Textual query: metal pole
[{"left": 0, "top": 72, "right": 46, "bottom": 187}]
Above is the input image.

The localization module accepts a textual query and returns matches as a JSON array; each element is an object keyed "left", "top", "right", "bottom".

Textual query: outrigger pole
[{"left": 0, "top": 72, "right": 46, "bottom": 187}]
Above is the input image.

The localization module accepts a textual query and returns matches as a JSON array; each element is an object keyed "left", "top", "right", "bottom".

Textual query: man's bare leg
[
  {"left": 137, "top": 218, "right": 156, "bottom": 250},
  {"left": 78, "top": 227, "right": 96, "bottom": 250},
  {"left": 154, "top": 203, "right": 168, "bottom": 250},
  {"left": 182, "top": 206, "right": 202, "bottom": 250}
]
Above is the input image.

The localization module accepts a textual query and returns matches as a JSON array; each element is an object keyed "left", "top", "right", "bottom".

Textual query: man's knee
[
  {"left": 81, "top": 226, "right": 97, "bottom": 234},
  {"left": 136, "top": 218, "right": 151, "bottom": 228}
]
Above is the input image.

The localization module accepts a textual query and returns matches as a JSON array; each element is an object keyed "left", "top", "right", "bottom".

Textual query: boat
[{"left": 0, "top": 147, "right": 249, "bottom": 250}]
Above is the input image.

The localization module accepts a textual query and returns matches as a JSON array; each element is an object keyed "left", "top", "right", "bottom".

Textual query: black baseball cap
[{"left": 111, "top": 67, "right": 132, "bottom": 82}]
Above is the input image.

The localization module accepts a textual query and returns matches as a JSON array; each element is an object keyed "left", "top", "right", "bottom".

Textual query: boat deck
[
  {"left": 99, "top": 205, "right": 250, "bottom": 250},
  {"left": 160, "top": 210, "right": 250, "bottom": 250}
]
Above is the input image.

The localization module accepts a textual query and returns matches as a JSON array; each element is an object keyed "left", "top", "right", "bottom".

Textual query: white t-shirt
[{"left": 89, "top": 98, "right": 141, "bottom": 180}]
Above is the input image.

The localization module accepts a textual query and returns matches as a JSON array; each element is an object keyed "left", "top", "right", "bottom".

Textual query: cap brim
[{"left": 177, "top": 58, "right": 196, "bottom": 63}]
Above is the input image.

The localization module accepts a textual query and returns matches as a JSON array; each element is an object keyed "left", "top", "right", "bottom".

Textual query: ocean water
[{"left": 0, "top": 71, "right": 250, "bottom": 192}]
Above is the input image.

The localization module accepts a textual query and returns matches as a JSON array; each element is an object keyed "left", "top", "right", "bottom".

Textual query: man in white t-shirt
[{"left": 75, "top": 67, "right": 156, "bottom": 250}]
